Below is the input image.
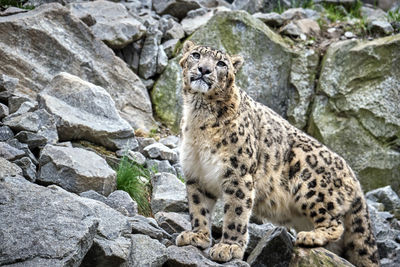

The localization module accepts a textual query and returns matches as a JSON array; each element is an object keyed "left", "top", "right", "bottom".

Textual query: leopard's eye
[
  {"left": 217, "top": 61, "right": 226, "bottom": 67},
  {"left": 192, "top": 52, "right": 200, "bottom": 59}
]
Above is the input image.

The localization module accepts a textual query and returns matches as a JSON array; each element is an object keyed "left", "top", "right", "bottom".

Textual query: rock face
[
  {"left": 38, "top": 144, "right": 116, "bottom": 195},
  {"left": 0, "top": 3, "right": 154, "bottom": 130},
  {"left": 152, "top": 11, "right": 294, "bottom": 131},
  {"left": 308, "top": 36, "right": 400, "bottom": 193},
  {"left": 291, "top": 247, "right": 355, "bottom": 266},
  {"left": 153, "top": 0, "right": 201, "bottom": 19},
  {"left": 38, "top": 72, "right": 137, "bottom": 151}
]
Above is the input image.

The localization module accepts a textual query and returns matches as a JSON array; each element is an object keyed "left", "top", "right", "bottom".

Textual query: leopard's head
[{"left": 179, "top": 41, "right": 243, "bottom": 94}]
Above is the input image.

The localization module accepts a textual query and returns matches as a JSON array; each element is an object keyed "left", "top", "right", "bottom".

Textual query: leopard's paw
[
  {"left": 209, "top": 242, "right": 244, "bottom": 262},
  {"left": 295, "top": 230, "right": 328, "bottom": 247},
  {"left": 176, "top": 230, "right": 211, "bottom": 249}
]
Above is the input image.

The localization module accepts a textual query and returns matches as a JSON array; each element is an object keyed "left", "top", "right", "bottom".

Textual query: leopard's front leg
[
  {"left": 210, "top": 174, "right": 254, "bottom": 262},
  {"left": 176, "top": 178, "right": 217, "bottom": 249}
]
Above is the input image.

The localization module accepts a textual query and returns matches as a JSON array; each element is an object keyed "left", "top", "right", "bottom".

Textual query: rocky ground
[{"left": 1, "top": 0, "right": 400, "bottom": 266}]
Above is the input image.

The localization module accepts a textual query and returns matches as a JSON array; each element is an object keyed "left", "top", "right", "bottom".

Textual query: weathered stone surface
[
  {"left": 152, "top": 11, "right": 293, "bottom": 132},
  {"left": 14, "top": 131, "right": 48, "bottom": 149},
  {"left": 0, "top": 177, "right": 99, "bottom": 266},
  {"left": 151, "top": 172, "right": 188, "bottom": 214},
  {"left": 137, "top": 137, "right": 157, "bottom": 153},
  {"left": 38, "top": 72, "right": 137, "bottom": 151},
  {"left": 80, "top": 190, "right": 108, "bottom": 203},
  {"left": 7, "top": 95, "right": 32, "bottom": 114},
  {"left": 13, "top": 157, "right": 37, "bottom": 182},
  {"left": 159, "top": 16, "right": 185, "bottom": 41},
  {"left": 157, "top": 45, "right": 169, "bottom": 74},
  {"left": 253, "top": 12, "right": 284, "bottom": 27},
  {"left": 153, "top": 0, "right": 201, "bottom": 19},
  {"left": 162, "top": 38, "right": 181, "bottom": 58},
  {"left": 369, "top": 20, "right": 394, "bottom": 35},
  {"left": 139, "top": 27, "right": 163, "bottom": 79},
  {"left": 147, "top": 159, "right": 177, "bottom": 176},
  {"left": 246, "top": 222, "right": 275, "bottom": 255},
  {"left": 0, "top": 4, "right": 154, "bottom": 130},
  {"left": 68, "top": 0, "right": 146, "bottom": 49},
  {"left": 0, "top": 157, "right": 22, "bottom": 179},
  {"left": 6, "top": 138, "right": 38, "bottom": 165},
  {"left": 367, "top": 186, "right": 400, "bottom": 212},
  {"left": 129, "top": 214, "right": 171, "bottom": 241},
  {"left": 144, "top": 142, "right": 179, "bottom": 162},
  {"left": 160, "top": 135, "right": 180, "bottom": 148},
  {"left": 0, "top": 74, "right": 18, "bottom": 101},
  {"left": 105, "top": 190, "right": 138, "bottom": 217},
  {"left": 0, "top": 142, "right": 25, "bottom": 161},
  {"left": 155, "top": 211, "right": 191, "bottom": 234},
  {"left": 127, "top": 234, "right": 168, "bottom": 266},
  {"left": 290, "top": 247, "right": 355, "bottom": 266},
  {"left": 0, "top": 103, "right": 8, "bottom": 119},
  {"left": 38, "top": 144, "right": 116, "bottom": 195},
  {"left": 0, "top": 126, "right": 14, "bottom": 142},
  {"left": 3, "top": 109, "right": 58, "bottom": 144},
  {"left": 247, "top": 227, "right": 293, "bottom": 267},
  {"left": 308, "top": 36, "right": 400, "bottom": 194}
]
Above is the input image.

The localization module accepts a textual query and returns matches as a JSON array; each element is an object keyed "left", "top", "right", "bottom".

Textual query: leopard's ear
[
  {"left": 231, "top": 55, "right": 244, "bottom": 74},
  {"left": 179, "top": 40, "right": 196, "bottom": 67}
]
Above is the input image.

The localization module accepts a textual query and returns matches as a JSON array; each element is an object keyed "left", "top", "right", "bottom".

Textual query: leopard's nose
[{"left": 198, "top": 66, "right": 211, "bottom": 75}]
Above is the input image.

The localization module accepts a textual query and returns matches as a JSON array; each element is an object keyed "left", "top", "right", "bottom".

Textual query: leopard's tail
[{"left": 343, "top": 192, "right": 380, "bottom": 267}]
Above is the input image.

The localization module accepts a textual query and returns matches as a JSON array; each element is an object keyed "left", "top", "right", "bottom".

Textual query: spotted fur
[{"left": 175, "top": 41, "right": 380, "bottom": 266}]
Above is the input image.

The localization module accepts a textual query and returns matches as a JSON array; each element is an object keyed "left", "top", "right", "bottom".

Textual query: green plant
[
  {"left": 0, "top": 0, "right": 34, "bottom": 10},
  {"left": 387, "top": 8, "right": 400, "bottom": 23},
  {"left": 116, "top": 156, "right": 153, "bottom": 217}
]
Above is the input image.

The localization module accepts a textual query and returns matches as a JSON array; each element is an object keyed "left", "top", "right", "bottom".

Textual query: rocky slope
[{"left": 1, "top": 0, "right": 400, "bottom": 266}]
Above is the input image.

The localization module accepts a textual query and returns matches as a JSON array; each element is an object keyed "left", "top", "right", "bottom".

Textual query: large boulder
[
  {"left": 38, "top": 144, "right": 116, "bottom": 195},
  {"left": 38, "top": 72, "right": 137, "bottom": 151},
  {"left": 308, "top": 36, "right": 400, "bottom": 194},
  {"left": 0, "top": 3, "right": 154, "bottom": 130},
  {"left": 152, "top": 11, "right": 293, "bottom": 132}
]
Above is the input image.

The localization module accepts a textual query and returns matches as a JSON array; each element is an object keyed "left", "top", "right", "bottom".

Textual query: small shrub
[
  {"left": 0, "top": 0, "right": 34, "bottom": 10},
  {"left": 116, "top": 156, "right": 153, "bottom": 217},
  {"left": 387, "top": 8, "right": 400, "bottom": 23}
]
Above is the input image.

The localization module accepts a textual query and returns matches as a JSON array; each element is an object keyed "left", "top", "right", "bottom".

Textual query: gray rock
[
  {"left": 181, "top": 6, "right": 230, "bottom": 35},
  {"left": 361, "top": 5, "right": 389, "bottom": 23},
  {"left": 7, "top": 95, "right": 32, "bottom": 114},
  {"left": 367, "top": 186, "right": 400, "bottom": 213},
  {"left": 129, "top": 214, "right": 171, "bottom": 241},
  {"left": 281, "top": 7, "right": 308, "bottom": 21},
  {"left": 160, "top": 135, "right": 180, "bottom": 148},
  {"left": 246, "top": 222, "right": 275, "bottom": 255},
  {"left": 0, "top": 142, "right": 25, "bottom": 161},
  {"left": 157, "top": 45, "right": 169, "bottom": 74},
  {"left": 173, "top": 163, "right": 184, "bottom": 178},
  {"left": 159, "top": 17, "right": 185, "bottom": 41},
  {"left": 281, "top": 21, "right": 303, "bottom": 37},
  {"left": 127, "top": 234, "right": 168, "bottom": 266},
  {"left": 0, "top": 103, "right": 9, "bottom": 119},
  {"left": 80, "top": 190, "right": 108, "bottom": 203},
  {"left": 0, "top": 177, "right": 99, "bottom": 266},
  {"left": 147, "top": 159, "right": 177, "bottom": 175},
  {"left": 155, "top": 211, "right": 191, "bottom": 234},
  {"left": 162, "top": 38, "right": 180, "bottom": 58},
  {"left": 0, "top": 4, "right": 154, "bottom": 131},
  {"left": 151, "top": 172, "right": 188, "bottom": 214},
  {"left": 144, "top": 142, "right": 179, "bottom": 163},
  {"left": 153, "top": 0, "right": 201, "bottom": 19},
  {"left": 106, "top": 190, "right": 138, "bottom": 217},
  {"left": 39, "top": 72, "right": 137, "bottom": 151},
  {"left": 212, "top": 199, "right": 225, "bottom": 235},
  {"left": 291, "top": 247, "right": 355, "bottom": 266},
  {"left": 0, "top": 126, "right": 14, "bottom": 142},
  {"left": 6, "top": 138, "right": 38, "bottom": 165},
  {"left": 369, "top": 20, "right": 395, "bottom": 35},
  {"left": 38, "top": 144, "right": 116, "bottom": 195},
  {"left": 246, "top": 227, "right": 293, "bottom": 267},
  {"left": 253, "top": 12, "right": 284, "bottom": 27},
  {"left": 3, "top": 109, "right": 58, "bottom": 144},
  {"left": 68, "top": 0, "right": 146, "bottom": 49},
  {"left": 137, "top": 137, "right": 157, "bottom": 153},
  {"left": 12, "top": 100, "right": 37, "bottom": 116},
  {"left": 0, "top": 74, "right": 18, "bottom": 101},
  {"left": 14, "top": 131, "right": 48, "bottom": 149},
  {"left": 13, "top": 157, "right": 37, "bottom": 182},
  {"left": 120, "top": 150, "right": 147, "bottom": 165},
  {"left": 139, "top": 27, "right": 163, "bottom": 79},
  {"left": 0, "top": 157, "right": 22, "bottom": 179}
]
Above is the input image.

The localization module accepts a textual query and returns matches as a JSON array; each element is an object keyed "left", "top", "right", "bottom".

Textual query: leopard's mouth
[{"left": 190, "top": 76, "right": 212, "bottom": 92}]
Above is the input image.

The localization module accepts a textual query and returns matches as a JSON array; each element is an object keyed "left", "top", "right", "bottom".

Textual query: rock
[
  {"left": 246, "top": 222, "right": 275, "bottom": 255},
  {"left": 181, "top": 6, "right": 230, "bottom": 35},
  {"left": 139, "top": 27, "right": 163, "bottom": 79},
  {"left": 291, "top": 247, "right": 355, "bottom": 266},
  {"left": 157, "top": 45, "right": 169, "bottom": 74},
  {"left": 3, "top": 109, "right": 58, "bottom": 144},
  {"left": 68, "top": 0, "right": 146, "bottom": 49},
  {"left": 232, "top": 0, "right": 275, "bottom": 14},
  {"left": 246, "top": 227, "right": 293, "bottom": 267},
  {"left": 80, "top": 190, "right": 108, "bottom": 203},
  {"left": 0, "top": 103, "right": 8, "bottom": 119},
  {"left": 0, "top": 141, "right": 25, "bottom": 161},
  {"left": 367, "top": 186, "right": 400, "bottom": 214},
  {"left": 14, "top": 131, "right": 48, "bottom": 149},
  {"left": 147, "top": 159, "right": 177, "bottom": 175},
  {"left": 0, "top": 126, "right": 14, "bottom": 142},
  {"left": 361, "top": 5, "right": 389, "bottom": 23},
  {"left": 159, "top": 16, "right": 185, "bottom": 41},
  {"left": 281, "top": 22, "right": 303, "bottom": 37},
  {"left": 294, "top": 18, "right": 321, "bottom": 37},
  {"left": 38, "top": 144, "right": 116, "bottom": 195},
  {"left": 0, "top": 4, "right": 154, "bottom": 131},
  {"left": 165, "top": 245, "right": 250, "bottom": 266},
  {"left": 211, "top": 199, "right": 225, "bottom": 236},
  {"left": 129, "top": 214, "right": 171, "bottom": 241},
  {"left": 12, "top": 100, "right": 37, "bottom": 116},
  {"left": 38, "top": 72, "right": 137, "bottom": 151},
  {"left": 162, "top": 38, "right": 181, "bottom": 58},
  {"left": 308, "top": 36, "right": 400, "bottom": 194},
  {"left": 6, "top": 138, "right": 38, "bottom": 165},
  {"left": 105, "top": 190, "right": 138, "bottom": 217},
  {"left": 155, "top": 211, "right": 191, "bottom": 234},
  {"left": 369, "top": 20, "right": 395, "bottom": 35},
  {"left": 114, "top": 40, "right": 142, "bottom": 74},
  {"left": 344, "top": 31, "right": 355, "bottom": 38},
  {"left": 144, "top": 143, "right": 179, "bottom": 163},
  {"left": 0, "top": 74, "right": 18, "bottom": 101},
  {"left": 287, "top": 49, "right": 319, "bottom": 129},
  {"left": 127, "top": 234, "right": 168, "bottom": 266},
  {"left": 153, "top": 11, "right": 293, "bottom": 132},
  {"left": 0, "top": 157, "right": 22, "bottom": 179},
  {"left": 281, "top": 7, "right": 309, "bottom": 21},
  {"left": 123, "top": 150, "right": 147, "bottom": 165},
  {"left": 160, "top": 135, "right": 180, "bottom": 148},
  {"left": 253, "top": 12, "right": 284, "bottom": 27},
  {"left": 137, "top": 137, "right": 157, "bottom": 151},
  {"left": 13, "top": 157, "right": 37, "bottom": 182},
  {"left": 151, "top": 172, "right": 188, "bottom": 214},
  {"left": 7, "top": 95, "right": 32, "bottom": 114},
  {"left": 153, "top": 0, "right": 201, "bottom": 19}
]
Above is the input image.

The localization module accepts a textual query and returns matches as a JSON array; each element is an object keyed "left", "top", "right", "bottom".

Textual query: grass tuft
[
  {"left": 0, "top": 0, "right": 34, "bottom": 10},
  {"left": 116, "top": 156, "right": 153, "bottom": 217},
  {"left": 387, "top": 8, "right": 400, "bottom": 23}
]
